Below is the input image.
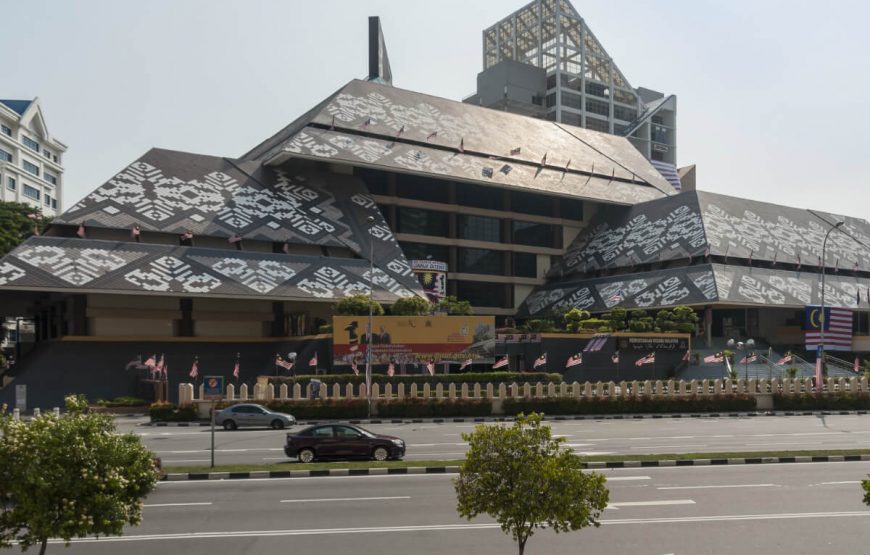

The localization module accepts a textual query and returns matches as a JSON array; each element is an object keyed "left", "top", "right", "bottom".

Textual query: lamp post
[
  {"left": 727, "top": 337, "right": 755, "bottom": 380},
  {"left": 819, "top": 221, "right": 845, "bottom": 378},
  {"left": 366, "top": 215, "right": 375, "bottom": 419}
]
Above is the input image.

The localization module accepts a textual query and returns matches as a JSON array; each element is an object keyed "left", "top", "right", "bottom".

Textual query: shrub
[
  {"left": 502, "top": 395, "right": 756, "bottom": 416},
  {"left": 95, "top": 396, "right": 149, "bottom": 407},
  {"left": 773, "top": 393, "right": 870, "bottom": 411},
  {"left": 149, "top": 403, "right": 199, "bottom": 422},
  {"left": 317, "top": 324, "right": 333, "bottom": 334},
  {"left": 391, "top": 296, "right": 433, "bottom": 316},
  {"left": 377, "top": 398, "right": 492, "bottom": 418},
  {"left": 266, "top": 399, "right": 368, "bottom": 419},
  {"left": 334, "top": 294, "right": 384, "bottom": 316}
]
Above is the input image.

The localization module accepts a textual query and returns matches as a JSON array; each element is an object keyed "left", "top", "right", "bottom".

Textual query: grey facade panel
[{"left": 0, "top": 237, "right": 418, "bottom": 302}]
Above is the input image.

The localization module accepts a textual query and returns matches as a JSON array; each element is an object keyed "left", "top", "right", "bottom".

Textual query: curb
[
  {"left": 160, "top": 454, "right": 870, "bottom": 482},
  {"left": 144, "top": 410, "right": 868, "bottom": 427}
]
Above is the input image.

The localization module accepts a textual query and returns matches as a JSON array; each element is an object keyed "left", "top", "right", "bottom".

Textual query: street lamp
[
  {"left": 819, "top": 221, "right": 845, "bottom": 378},
  {"left": 727, "top": 337, "right": 755, "bottom": 380},
  {"left": 366, "top": 215, "right": 375, "bottom": 419}
]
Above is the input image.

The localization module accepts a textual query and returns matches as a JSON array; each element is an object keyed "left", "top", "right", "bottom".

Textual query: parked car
[
  {"left": 284, "top": 424, "right": 405, "bottom": 463},
  {"left": 215, "top": 403, "right": 296, "bottom": 430}
]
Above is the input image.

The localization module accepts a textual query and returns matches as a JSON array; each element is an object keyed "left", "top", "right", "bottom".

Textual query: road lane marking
[
  {"left": 629, "top": 444, "right": 707, "bottom": 450},
  {"left": 603, "top": 476, "right": 651, "bottom": 482},
  {"left": 154, "top": 448, "right": 283, "bottom": 454},
  {"left": 160, "top": 459, "right": 210, "bottom": 463},
  {"left": 607, "top": 500, "right": 695, "bottom": 509},
  {"left": 144, "top": 502, "right": 213, "bottom": 508},
  {"left": 657, "top": 484, "right": 775, "bottom": 490},
  {"left": 280, "top": 496, "right": 410, "bottom": 503},
  {"left": 601, "top": 511, "right": 870, "bottom": 525}
]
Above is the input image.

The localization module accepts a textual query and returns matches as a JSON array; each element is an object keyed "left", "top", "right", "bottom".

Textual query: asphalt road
[
  {"left": 47, "top": 461, "right": 870, "bottom": 554},
  {"left": 116, "top": 414, "right": 870, "bottom": 466}
]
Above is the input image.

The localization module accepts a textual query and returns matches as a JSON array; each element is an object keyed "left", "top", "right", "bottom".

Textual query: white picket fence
[{"left": 179, "top": 376, "right": 870, "bottom": 404}]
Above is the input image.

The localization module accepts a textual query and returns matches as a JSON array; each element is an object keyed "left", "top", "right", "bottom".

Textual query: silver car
[{"left": 215, "top": 403, "right": 296, "bottom": 430}]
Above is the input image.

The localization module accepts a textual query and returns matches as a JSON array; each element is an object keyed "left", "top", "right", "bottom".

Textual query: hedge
[
  {"left": 265, "top": 399, "right": 369, "bottom": 420},
  {"left": 150, "top": 403, "right": 200, "bottom": 422},
  {"left": 266, "top": 372, "right": 562, "bottom": 389},
  {"left": 377, "top": 398, "right": 492, "bottom": 418},
  {"left": 773, "top": 393, "right": 870, "bottom": 411},
  {"left": 95, "top": 396, "right": 149, "bottom": 407},
  {"left": 502, "top": 395, "right": 757, "bottom": 416}
]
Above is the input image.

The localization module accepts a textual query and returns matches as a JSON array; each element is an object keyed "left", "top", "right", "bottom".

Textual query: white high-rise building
[
  {"left": 0, "top": 98, "right": 66, "bottom": 215},
  {"left": 464, "top": 0, "right": 681, "bottom": 190}
]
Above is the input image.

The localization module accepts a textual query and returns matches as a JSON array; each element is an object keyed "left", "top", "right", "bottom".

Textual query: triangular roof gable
[
  {"left": 19, "top": 98, "right": 49, "bottom": 138},
  {"left": 0, "top": 99, "right": 32, "bottom": 116}
]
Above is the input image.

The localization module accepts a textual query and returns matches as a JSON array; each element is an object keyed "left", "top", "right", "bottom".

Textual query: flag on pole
[
  {"left": 180, "top": 230, "right": 193, "bottom": 241},
  {"left": 459, "top": 358, "right": 473, "bottom": 371},
  {"left": 855, "top": 356, "right": 860, "bottom": 373},
  {"left": 131, "top": 225, "right": 141, "bottom": 240},
  {"left": 387, "top": 360, "right": 395, "bottom": 377},
  {"left": 565, "top": 353, "right": 583, "bottom": 368},
  {"left": 772, "top": 251, "right": 777, "bottom": 266},
  {"left": 394, "top": 125, "right": 405, "bottom": 139},
  {"left": 540, "top": 152, "right": 547, "bottom": 166},
  {"left": 189, "top": 357, "right": 199, "bottom": 380},
  {"left": 796, "top": 254, "right": 801, "bottom": 271},
  {"left": 143, "top": 354, "right": 156, "bottom": 368},
  {"left": 776, "top": 354, "right": 793, "bottom": 365},
  {"left": 76, "top": 222, "right": 86, "bottom": 238},
  {"left": 155, "top": 354, "right": 165, "bottom": 378},
  {"left": 533, "top": 353, "right": 547, "bottom": 369},
  {"left": 426, "top": 130, "right": 438, "bottom": 141},
  {"left": 564, "top": 159, "right": 571, "bottom": 171},
  {"left": 492, "top": 356, "right": 509, "bottom": 370},
  {"left": 704, "top": 352, "right": 724, "bottom": 363},
  {"left": 611, "top": 352, "right": 620, "bottom": 364},
  {"left": 805, "top": 306, "right": 853, "bottom": 351},
  {"left": 233, "top": 354, "right": 240, "bottom": 379},
  {"left": 309, "top": 353, "right": 318, "bottom": 369},
  {"left": 163, "top": 363, "right": 169, "bottom": 380},
  {"left": 351, "top": 357, "right": 359, "bottom": 376},
  {"left": 361, "top": 116, "right": 372, "bottom": 128},
  {"left": 228, "top": 234, "right": 242, "bottom": 244},
  {"left": 282, "top": 241, "right": 289, "bottom": 254},
  {"left": 748, "top": 251, "right": 752, "bottom": 266},
  {"left": 458, "top": 138, "right": 464, "bottom": 153},
  {"left": 635, "top": 353, "right": 656, "bottom": 366},
  {"left": 510, "top": 147, "right": 521, "bottom": 156},
  {"left": 739, "top": 352, "right": 757, "bottom": 364},
  {"left": 427, "top": 360, "right": 436, "bottom": 375},
  {"left": 682, "top": 349, "right": 691, "bottom": 362}
]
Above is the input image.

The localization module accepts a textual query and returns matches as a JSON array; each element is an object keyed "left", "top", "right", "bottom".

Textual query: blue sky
[{"left": 3, "top": 0, "right": 870, "bottom": 215}]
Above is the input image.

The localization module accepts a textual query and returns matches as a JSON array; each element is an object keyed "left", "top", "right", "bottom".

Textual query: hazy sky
[{"left": 3, "top": 0, "right": 870, "bottom": 216}]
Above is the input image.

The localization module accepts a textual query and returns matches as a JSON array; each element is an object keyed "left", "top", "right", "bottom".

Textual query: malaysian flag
[
  {"left": 427, "top": 360, "right": 436, "bottom": 375},
  {"left": 533, "top": 354, "right": 547, "bottom": 369},
  {"left": 805, "top": 306, "right": 853, "bottom": 351},
  {"left": 635, "top": 353, "right": 655, "bottom": 366},
  {"left": 739, "top": 352, "right": 757, "bottom": 364},
  {"left": 540, "top": 152, "right": 547, "bottom": 166},
  {"left": 387, "top": 361, "right": 395, "bottom": 377},
  {"left": 154, "top": 354, "right": 165, "bottom": 378},
  {"left": 232, "top": 355, "right": 240, "bottom": 380},
  {"left": 492, "top": 356, "right": 508, "bottom": 370},
  {"left": 611, "top": 352, "right": 619, "bottom": 364},
  {"left": 76, "top": 222, "right": 86, "bottom": 238},
  {"left": 131, "top": 225, "right": 141, "bottom": 240},
  {"left": 855, "top": 356, "right": 861, "bottom": 374},
  {"left": 704, "top": 352, "right": 724, "bottom": 364},
  {"left": 275, "top": 355, "right": 293, "bottom": 372},
  {"left": 510, "top": 147, "right": 521, "bottom": 155},
  {"left": 350, "top": 358, "right": 359, "bottom": 376},
  {"left": 682, "top": 349, "right": 691, "bottom": 362},
  {"left": 143, "top": 354, "right": 157, "bottom": 368},
  {"left": 459, "top": 358, "right": 473, "bottom": 371},
  {"left": 458, "top": 138, "right": 464, "bottom": 153},
  {"left": 228, "top": 234, "right": 242, "bottom": 244},
  {"left": 776, "top": 354, "right": 793, "bottom": 365},
  {"left": 180, "top": 230, "right": 193, "bottom": 241},
  {"left": 426, "top": 130, "right": 438, "bottom": 140},
  {"left": 565, "top": 353, "right": 583, "bottom": 368},
  {"left": 309, "top": 353, "right": 318, "bottom": 368},
  {"left": 189, "top": 357, "right": 199, "bottom": 380}
]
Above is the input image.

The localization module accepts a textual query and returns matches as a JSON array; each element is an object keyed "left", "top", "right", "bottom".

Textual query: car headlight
[{"left": 391, "top": 439, "right": 404, "bottom": 447}]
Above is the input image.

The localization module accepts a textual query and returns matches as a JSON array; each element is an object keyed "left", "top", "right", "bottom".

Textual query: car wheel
[
  {"left": 270, "top": 419, "right": 285, "bottom": 430},
  {"left": 372, "top": 446, "right": 389, "bottom": 462},
  {"left": 222, "top": 420, "right": 237, "bottom": 431},
  {"left": 298, "top": 448, "right": 315, "bottom": 463}
]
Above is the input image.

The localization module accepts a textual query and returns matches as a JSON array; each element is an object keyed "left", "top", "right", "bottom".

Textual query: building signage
[
  {"left": 332, "top": 315, "right": 494, "bottom": 364},
  {"left": 203, "top": 375, "right": 224, "bottom": 400},
  {"left": 410, "top": 260, "right": 448, "bottom": 302},
  {"left": 617, "top": 336, "right": 689, "bottom": 351}
]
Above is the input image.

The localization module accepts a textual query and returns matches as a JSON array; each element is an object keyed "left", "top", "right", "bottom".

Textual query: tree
[
  {"left": 602, "top": 307, "right": 627, "bottom": 332},
  {"left": 454, "top": 413, "right": 609, "bottom": 555},
  {"left": 334, "top": 294, "right": 384, "bottom": 316},
  {"left": 434, "top": 295, "right": 472, "bottom": 315},
  {"left": 0, "top": 201, "right": 51, "bottom": 258},
  {"left": 627, "top": 309, "right": 654, "bottom": 332},
  {"left": 0, "top": 395, "right": 159, "bottom": 554},
  {"left": 863, "top": 479, "right": 870, "bottom": 506},
  {"left": 390, "top": 295, "right": 432, "bottom": 316},
  {"left": 563, "top": 308, "right": 591, "bottom": 332}
]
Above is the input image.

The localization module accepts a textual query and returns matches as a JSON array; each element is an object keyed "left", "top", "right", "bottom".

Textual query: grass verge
[{"left": 164, "top": 448, "right": 870, "bottom": 474}]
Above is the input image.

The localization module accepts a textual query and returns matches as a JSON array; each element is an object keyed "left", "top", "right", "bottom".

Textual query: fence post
[
  {"left": 384, "top": 383, "right": 393, "bottom": 400},
  {"left": 522, "top": 383, "right": 531, "bottom": 398},
  {"left": 397, "top": 383, "right": 405, "bottom": 400},
  {"left": 435, "top": 383, "right": 443, "bottom": 399},
  {"left": 448, "top": 383, "right": 456, "bottom": 400},
  {"left": 461, "top": 383, "right": 470, "bottom": 399},
  {"left": 422, "top": 383, "right": 431, "bottom": 399},
  {"left": 410, "top": 383, "right": 419, "bottom": 398},
  {"left": 239, "top": 383, "right": 249, "bottom": 400},
  {"left": 535, "top": 382, "right": 544, "bottom": 398},
  {"left": 226, "top": 383, "right": 236, "bottom": 401}
]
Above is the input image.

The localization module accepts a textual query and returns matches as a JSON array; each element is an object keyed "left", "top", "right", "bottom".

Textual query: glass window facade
[
  {"left": 399, "top": 242, "right": 449, "bottom": 263},
  {"left": 585, "top": 117, "right": 610, "bottom": 133},
  {"left": 355, "top": 167, "right": 389, "bottom": 195},
  {"left": 396, "top": 207, "right": 449, "bottom": 237},
  {"left": 0, "top": 124, "right": 11, "bottom": 136},
  {"left": 456, "top": 281, "right": 507, "bottom": 308},
  {"left": 23, "top": 184, "right": 40, "bottom": 200},
  {"left": 513, "top": 252, "right": 538, "bottom": 278},
  {"left": 561, "top": 111, "right": 582, "bottom": 127},
  {"left": 512, "top": 220, "right": 559, "bottom": 248},
  {"left": 586, "top": 98, "right": 609, "bottom": 117},
  {"left": 6, "top": 176, "right": 15, "bottom": 191},
  {"left": 0, "top": 148, "right": 11, "bottom": 162},
  {"left": 22, "top": 136, "right": 39, "bottom": 153},
  {"left": 585, "top": 81, "right": 609, "bottom": 98},
  {"left": 395, "top": 174, "right": 448, "bottom": 203},
  {"left": 44, "top": 194, "right": 51, "bottom": 206},
  {"left": 458, "top": 248, "right": 504, "bottom": 275},
  {"left": 510, "top": 190, "right": 553, "bottom": 217},
  {"left": 456, "top": 183, "right": 502, "bottom": 210},
  {"left": 23, "top": 160, "right": 39, "bottom": 176},
  {"left": 44, "top": 171, "right": 57, "bottom": 186},
  {"left": 614, "top": 105, "right": 637, "bottom": 121},
  {"left": 562, "top": 92, "right": 581, "bottom": 109},
  {"left": 458, "top": 215, "right": 500, "bottom": 242},
  {"left": 560, "top": 198, "right": 584, "bottom": 220}
]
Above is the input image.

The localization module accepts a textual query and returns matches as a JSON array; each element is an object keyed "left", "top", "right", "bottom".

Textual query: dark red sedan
[{"left": 284, "top": 424, "right": 406, "bottom": 463}]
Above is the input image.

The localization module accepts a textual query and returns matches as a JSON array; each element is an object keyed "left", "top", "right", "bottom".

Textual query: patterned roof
[
  {"left": 244, "top": 79, "right": 673, "bottom": 204},
  {"left": 520, "top": 262, "right": 869, "bottom": 316},
  {"left": 0, "top": 236, "right": 418, "bottom": 302}
]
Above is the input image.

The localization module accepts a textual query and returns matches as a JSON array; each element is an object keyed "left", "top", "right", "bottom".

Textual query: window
[
  {"left": 52, "top": 154, "right": 58, "bottom": 163},
  {"left": 44, "top": 171, "right": 57, "bottom": 186},
  {"left": 562, "top": 92, "right": 581, "bottom": 109},
  {"left": 458, "top": 215, "right": 500, "bottom": 242},
  {"left": 23, "top": 160, "right": 39, "bottom": 176},
  {"left": 613, "top": 88, "right": 637, "bottom": 106},
  {"left": 354, "top": 167, "right": 389, "bottom": 195},
  {"left": 456, "top": 183, "right": 502, "bottom": 210},
  {"left": 545, "top": 93, "right": 556, "bottom": 107},
  {"left": 585, "top": 81, "right": 609, "bottom": 98},
  {"left": 0, "top": 124, "right": 10, "bottom": 137},
  {"left": 0, "top": 148, "right": 11, "bottom": 162},
  {"left": 512, "top": 221, "right": 558, "bottom": 248},
  {"left": 395, "top": 174, "right": 448, "bottom": 203},
  {"left": 560, "top": 199, "right": 584, "bottom": 221},
  {"left": 585, "top": 117, "right": 610, "bottom": 133},
  {"left": 51, "top": 198, "right": 57, "bottom": 209},
  {"left": 399, "top": 241, "right": 449, "bottom": 263},
  {"left": 6, "top": 177, "right": 14, "bottom": 191},
  {"left": 510, "top": 191, "right": 554, "bottom": 217},
  {"left": 513, "top": 252, "right": 538, "bottom": 278},
  {"left": 312, "top": 426, "right": 334, "bottom": 438},
  {"left": 614, "top": 106, "right": 637, "bottom": 122},
  {"left": 42, "top": 149, "right": 52, "bottom": 161},
  {"left": 458, "top": 248, "right": 504, "bottom": 275},
  {"left": 561, "top": 112, "right": 582, "bottom": 127},
  {"left": 396, "top": 207, "right": 449, "bottom": 237},
  {"left": 44, "top": 194, "right": 51, "bottom": 206},
  {"left": 586, "top": 99, "right": 609, "bottom": 117},
  {"left": 22, "top": 136, "right": 39, "bottom": 153},
  {"left": 23, "top": 184, "right": 40, "bottom": 201},
  {"left": 456, "top": 280, "right": 507, "bottom": 308}
]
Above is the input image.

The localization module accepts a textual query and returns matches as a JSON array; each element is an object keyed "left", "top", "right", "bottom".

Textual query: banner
[
  {"left": 333, "top": 315, "right": 495, "bottom": 364},
  {"left": 410, "top": 260, "right": 448, "bottom": 303}
]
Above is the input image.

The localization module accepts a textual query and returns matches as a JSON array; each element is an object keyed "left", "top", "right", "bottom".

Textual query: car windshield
[{"left": 353, "top": 426, "right": 377, "bottom": 438}]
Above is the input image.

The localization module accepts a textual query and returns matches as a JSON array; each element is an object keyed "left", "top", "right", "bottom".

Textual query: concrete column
[
  {"left": 535, "top": 383, "right": 544, "bottom": 398},
  {"left": 291, "top": 383, "right": 300, "bottom": 399},
  {"left": 280, "top": 384, "right": 289, "bottom": 400},
  {"left": 496, "top": 383, "right": 505, "bottom": 399},
  {"left": 472, "top": 383, "right": 480, "bottom": 398},
  {"left": 522, "top": 383, "right": 531, "bottom": 398},
  {"left": 422, "top": 383, "right": 431, "bottom": 398},
  {"left": 198, "top": 383, "right": 204, "bottom": 401}
]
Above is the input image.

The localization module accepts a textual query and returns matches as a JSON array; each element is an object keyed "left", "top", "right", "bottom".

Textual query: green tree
[
  {"left": 334, "top": 294, "right": 384, "bottom": 316},
  {"left": 602, "top": 307, "right": 627, "bottom": 332},
  {"left": 434, "top": 295, "right": 472, "bottom": 315},
  {"left": 520, "top": 319, "right": 556, "bottom": 333},
  {"left": 627, "top": 309, "right": 654, "bottom": 332},
  {"left": 390, "top": 295, "right": 432, "bottom": 316},
  {"left": 862, "top": 479, "right": 870, "bottom": 506},
  {"left": 0, "top": 395, "right": 159, "bottom": 554},
  {"left": 0, "top": 201, "right": 51, "bottom": 258},
  {"left": 670, "top": 305, "right": 700, "bottom": 333},
  {"left": 563, "top": 308, "right": 591, "bottom": 332},
  {"left": 454, "top": 413, "right": 609, "bottom": 555}
]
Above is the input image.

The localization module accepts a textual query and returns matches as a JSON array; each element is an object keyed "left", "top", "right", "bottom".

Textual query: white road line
[
  {"left": 812, "top": 481, "right": 861, "bottom": 486},
  {"left": 280, "top": 496, "right": 410, "bottom": 503},
  {"left": 601, "top": 511, "right": 870, "bottom": 525},
  {"left": 144, "top": 502, "right": 213, "bottom": 508},
  {"left": 160, "top": 459, "right": 210, "bottom": 464},
  {"left": 155, "top": 448, "right": 283, "bottom": 454},
  {"left": 607, "top": 500, "right": 695, "bottom": 509},
  {"left": 629, "top": 444, "right": 707, "bottom": 450},
  {"left": 157, "top": 474, "right": 459, "bottom": 485},
  {"left": 604, "top": 476, "right": 651, "bottom": 482},
  {"left": 657, "top": 484, "right": 775, "bottom": 490}
]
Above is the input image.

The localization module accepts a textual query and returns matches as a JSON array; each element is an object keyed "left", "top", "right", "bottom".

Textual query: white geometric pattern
[
  {"left": 124, "top": 256, "right": 221, "bottom": 293},
  {"left": 0, "top": 262, "right": 25, "bottom": 286},
  {"left": 208, "top": 258, "right": 297, "bottom": 294},
  {"left": 16, "top": 245, "right": 136, "bottom": 286}
]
